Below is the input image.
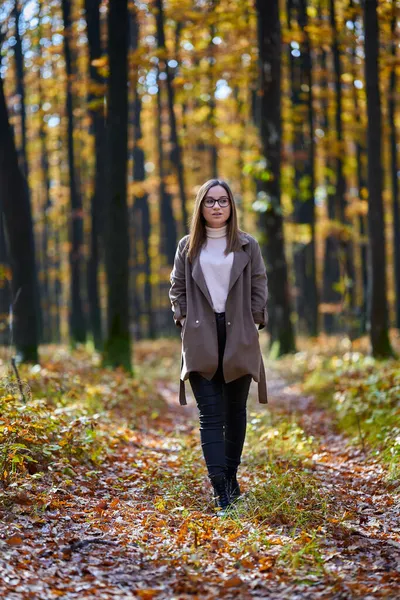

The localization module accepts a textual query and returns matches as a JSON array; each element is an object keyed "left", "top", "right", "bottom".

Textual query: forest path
[
  {"left": 251, "top": 373, "right": 400, "bottom": 596},
  {"left": 162, "top": 372, "right": 400, "bottom": 597},
  {"left": 0, "top": 363, "right": 399, "bottom": 599}
]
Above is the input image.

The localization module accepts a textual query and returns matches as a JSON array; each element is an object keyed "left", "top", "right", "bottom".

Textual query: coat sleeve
[
  {"left": 169, "top": 239, "right": 187, "bottom": 329},
  {"left": 251, "top": 240, "right": 268, "bottom": 330}
]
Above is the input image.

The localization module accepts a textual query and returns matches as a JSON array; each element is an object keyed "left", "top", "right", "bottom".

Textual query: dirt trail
[
  {"left": 0, "top": 373, "right": 399, "bottom": 599},
  {"left": 254, "top": 374, "right": 400, "bottom": 597}
]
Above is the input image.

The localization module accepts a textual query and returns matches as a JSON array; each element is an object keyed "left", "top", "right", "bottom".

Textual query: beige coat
[{"left": 169, "top": 230, "right": 268, "bottom": 405}]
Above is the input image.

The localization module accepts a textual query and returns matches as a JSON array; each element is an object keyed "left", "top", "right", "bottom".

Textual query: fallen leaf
[{"left": 6, "top": 535, "right": 23, "bottom": 545}]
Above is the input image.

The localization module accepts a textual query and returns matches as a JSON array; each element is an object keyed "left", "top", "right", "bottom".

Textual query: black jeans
[{"left": 189, "top": 311, "right": 252, "bottom": 479}]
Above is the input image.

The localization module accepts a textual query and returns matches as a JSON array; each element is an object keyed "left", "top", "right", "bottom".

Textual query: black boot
[
  {"left": 209, "top": 472, "right": 231, "bottom": 511},
  {"left": 226, "top": 467, "right": 241, "bottom": 502}
]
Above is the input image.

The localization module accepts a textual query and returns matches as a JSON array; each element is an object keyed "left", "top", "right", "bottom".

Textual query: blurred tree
[
  {"left": 154, "top": 4, "right": 177, "bottom": 267},
  {"left": 349, "top": 0, "right": 368, "bottom": 335},
  {"left": 103, "top": 0, "right": 131, "bottom": 370},
  {"left": 13, "top": 1, "right": 28, "bottom": 181},
  {"left": 287, "top": 0, "right": 318, "bottom": 336},
  {"left": 0, "top": 75, "right": 39, "bottom": 362},
  {"left": 255, "top": 0, "right": 296, "bottom": 356},
  {"left": 0, "top": 211, "right": 10, "bottom": 346},
  {"left": 318, "top": 0, "right": 342, "bottom": 334},
  {"left": 61, "top": 0, "right": 87, "bottom": 344},
  {"left": 36, "top": 4, "right": 53, "bottom": 343},
  {"left": 154, "top": 0, "right": 188, "bottom": 234},
  {"left": 330, "top": 0, "right": 355, "bottom": 314},
  {"left": 207, "top": 0, "right": 218, "bottom": 179},
  {"left": 388, "top": 0, "right": 400, "bottom": 329},
  {"left": 85, "top": 0, "right": 106, "bottom": 349},
  {"left": 130, "top": 5, "right": 155, "bottom": 339},
  {"left": 363, "top": 0, "right": 393, "bottom": 357}
]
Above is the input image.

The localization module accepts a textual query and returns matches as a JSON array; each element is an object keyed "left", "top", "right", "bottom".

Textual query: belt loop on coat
[
  {"left": 179, "top": 378, "right": 187, "bottom": 405},
  {"left": 179, "top": 353, "right": 187, "bottom": 405},
  {"left": 258, "top": 357, "right": 268, "bottom": 404}
]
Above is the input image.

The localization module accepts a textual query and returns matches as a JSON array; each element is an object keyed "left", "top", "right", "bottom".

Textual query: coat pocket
[
  {"left": 173, "top": 299, "right": 188, "bottom": 327},
  {"left": 181, "top": 316, "right": 205, "bottom": 346}
]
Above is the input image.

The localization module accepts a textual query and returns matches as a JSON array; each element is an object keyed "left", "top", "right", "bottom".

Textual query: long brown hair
[{"left": 184, "top": 179, "right": 244, "bottom": 263}]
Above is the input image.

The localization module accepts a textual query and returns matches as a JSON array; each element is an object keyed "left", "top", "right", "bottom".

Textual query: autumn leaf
[{"left": 6, "top": 535, "right": 23, "bottom": 545}]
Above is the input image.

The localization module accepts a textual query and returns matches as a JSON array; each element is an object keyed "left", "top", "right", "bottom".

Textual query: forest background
[{"left": 1, "top": 0, "right": 399, "bottom": 367}]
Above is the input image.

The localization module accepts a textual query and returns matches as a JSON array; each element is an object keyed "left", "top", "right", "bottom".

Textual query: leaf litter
[{"left": 0, "top": 340, "right": 399, "bottom": 599}]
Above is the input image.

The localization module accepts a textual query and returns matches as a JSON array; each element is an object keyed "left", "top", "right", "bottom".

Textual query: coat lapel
[
  {"left": 191, "top": 231, "right": 250, "bottom": 309},
  {"left": 227, "top": 244, "right": 250, "bottom": 296},
  {"left": 191, "top": 253, "right": 214, "bottom": 307}
]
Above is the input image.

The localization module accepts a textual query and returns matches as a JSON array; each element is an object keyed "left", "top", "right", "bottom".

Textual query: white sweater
[
  {"left": 180, "top": 224, "right": 233, "bottom": 326},
  {"left": 200, "top": 224, "right": 234, "bottom": 312}
]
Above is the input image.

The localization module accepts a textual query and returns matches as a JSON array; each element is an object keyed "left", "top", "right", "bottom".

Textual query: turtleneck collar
[{"left": 205, "top": 224, "right": 228, "bottom": 239}]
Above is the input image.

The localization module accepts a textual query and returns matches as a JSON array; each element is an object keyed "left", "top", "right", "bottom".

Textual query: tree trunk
[
  {"left": 0, "top": 76, "right": 39, "bottom": 362},
  {"left": 349, "top": 0, "right": 368, "bottom": 335},
  {"left": 103, "top": 0, "right": 131, "bottom": 370},
  {"left": 13, "top": 1, "right": 29, "bottom": 181},
  {"left": 54, "top": 228, "right": 62, "bottom": 344},
  {"left": 255, "top": 0, "right": 296, "bottom": 356},
  {"left": 0, "top": 211, "right": 10, "bottom": 346},
  {"left": 388, "top": 1, "right": 400, "bottom": 328},
  {"left": 61, "top": 0, "right": 86, "bottom": 345},
  {"left": 363, "top": 0, "right": 393, "bottom": 357},
  {"left": 35, "top": 4, "right": 52, "bottom": 343},
  {"left": 85, "top": 0, "right": 106, "bottom": 349},
  {"left": 287, "top": 0, "right": 318, "bottom": 337},
  {"left": 38, "top": 71, "right": 52, "bottom": 343},
  {"left": 156, "top": 65, "right": 178, "bottom": 266},
  {"left": 154, "top": 0, "right": 188, "bottom": 235},
  {"left": 330, "top": 0, "right": 355, "bottom": 321},
  {"left": 208, "top": 0, "right": 218, "bottom": 178},
  {"left": 130, "top": 7, "right": 155, "bottom": 339},
  {"left": 319, "top": 1, "right": 341, "bottom": 334}
]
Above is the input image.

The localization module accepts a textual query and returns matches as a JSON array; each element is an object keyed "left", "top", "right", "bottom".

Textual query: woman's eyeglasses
[{"left": 203, "top": 197, "right": 230, "bottom": 208}]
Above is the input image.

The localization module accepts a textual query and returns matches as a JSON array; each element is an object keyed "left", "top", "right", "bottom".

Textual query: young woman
[{"left": 169, "top": 179, "right": 268, "bottom": 515}]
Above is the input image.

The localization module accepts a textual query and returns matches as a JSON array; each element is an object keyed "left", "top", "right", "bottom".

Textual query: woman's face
[{"left": 201, "top": 185, "right": 232, "bottom": 228}]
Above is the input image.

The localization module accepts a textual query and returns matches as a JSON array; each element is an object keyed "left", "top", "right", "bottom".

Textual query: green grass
[
  {"left": 151, "top": 399, "right": 341, "bottom": 574},
  {"left": 273, "top": 348, "right": 400, "bottom": 482}
]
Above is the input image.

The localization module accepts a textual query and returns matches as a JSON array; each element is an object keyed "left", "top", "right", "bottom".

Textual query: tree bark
[
  {"left": 349, "top": 0, "right": 368, "bottom": 335},
  {"left": 153, "top": 5, "right": 178, "bottom": 266},
  {"left": 208, "top": 0, "right": 218, "bottom": 178},
  {"left": 130, "top": 7, "right": 155, "bottom": 339},
  {"left": 255, "top": 0, "right": 296, "bottom": 356},
  {"left": 156, "top": 64, "right": 178, "bottom": 266},
  {"left": 154, "top": 0, "right": 188, "bottom": 235},
  {"left": 61, "top": 0, "right": 86, "bottom": 345},
  {"left": 330, "top": 0, "right": 355, "bottom": 319},
  {"left": 287, "top": 0, "right": 318, "bottom": 337},
  {"left": 13, "top": 1, "right": 29, "bottom": 181},
  {"left": 0, "top": 211, "right": 10, "bottom": 346},
  {"left": 0, "top": 76, "right": 39, "bottom": 362},
  {"left": 85, "top": 0, "right": 106, "bottom": 349},
  {"left": 388, "top": 1, "right": 400, "bottom": 328},
  {"left": 38, "top": 67, "right": 52, "bottom": 343},
  {"left": 363, "top": 0, "right": 393, "bottom": 356},
  {"left": 103, "top": 0, "right": 131, "bottom": 370},
  {"left": 319, "top": 1, "right": 341, "bottom": 334}
]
